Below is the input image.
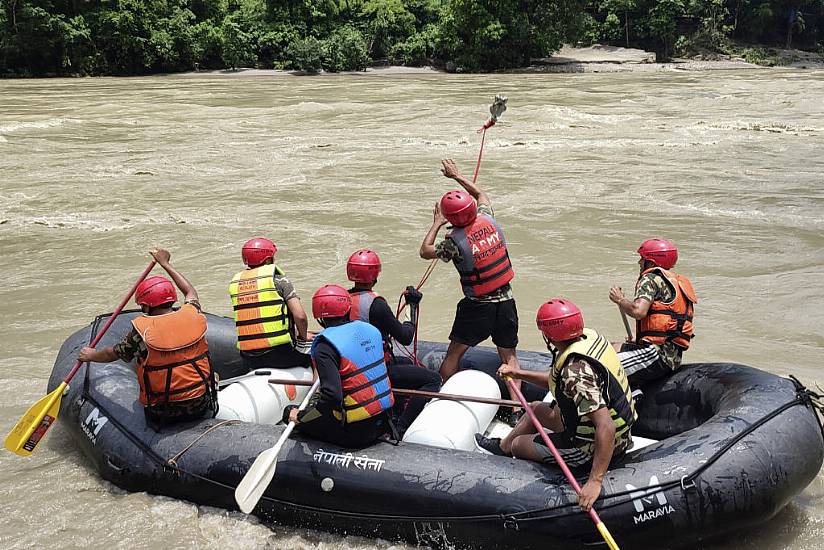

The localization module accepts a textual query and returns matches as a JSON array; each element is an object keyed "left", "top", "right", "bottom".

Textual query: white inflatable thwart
[
  {"left": 216, "top": 367, "right": 313, "bottom": 424},
  {"left": 402, "top": 369, "right": 501, "bottom": 450}
]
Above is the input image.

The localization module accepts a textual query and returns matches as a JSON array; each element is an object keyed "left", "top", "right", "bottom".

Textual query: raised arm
[
  {"left": 441, "top": 158, "right": 490, "bottom": 207},
  {"left": 419, "top": 203, "right": 448, "bottom": 259},
  {"left": 609, "top": 286, "right": 651, "bottom": 320},
  {"left": 150, "top": 248, "right": 198, "bottom": 303}
]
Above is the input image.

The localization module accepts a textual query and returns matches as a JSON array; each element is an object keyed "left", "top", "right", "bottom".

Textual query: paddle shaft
[
  {"left": 267, "top": 378, "right": 522, "bottom": 409},
  {"left": 64, "top": 261, "right": 156, "bottom": 384},
  {"left": 619, "top": 307, "right": 634, "bottom": 342},
  {"left": 505, "top": 378, "right": 620, "bottom": 550}
]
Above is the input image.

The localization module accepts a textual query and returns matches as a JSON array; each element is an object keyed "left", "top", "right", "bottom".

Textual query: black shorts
[
  {"left": 241, "top": 344, "right": 311, "bottom": 369},
  {"left": 449, "top": 297, "right": 518, "bottom": 348},
  {"left": 532, "top": 431, "right": 592, "bottom": 469}
]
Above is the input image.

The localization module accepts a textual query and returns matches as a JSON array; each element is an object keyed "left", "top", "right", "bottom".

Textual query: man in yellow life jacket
[
  {"left": 78, "top": 248, "right": 217, "bottom": 428},
  {"left": 474, "top": 299, "right": 636, "bottom": 513},
  {"left": 609, "top": 238, "right": 697, "bottom": 387},
  {"left": 419, "top": 159, "right": 521, "bottom": 399},
  {"left": 229, "top": 237, "right": 312, "bottom": 370},
  {"left": 283, "top": 285, "right": 393, "bottom": 448}
]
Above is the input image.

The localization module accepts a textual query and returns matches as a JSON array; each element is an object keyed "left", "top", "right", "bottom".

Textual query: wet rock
[
  {"left": 134, "top": 171, "right": 154, "bottom": 176},
  {"left": 0, "top": 219, "right": 8, "bottom": 225}
]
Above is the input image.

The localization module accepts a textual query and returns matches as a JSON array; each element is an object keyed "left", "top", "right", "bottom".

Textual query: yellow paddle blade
[
  {"left": 596, "top": 521, "right": 621, "bottom": 550},
  {"left": 4, "top": 382, "right": 67, "bottom": 456}
]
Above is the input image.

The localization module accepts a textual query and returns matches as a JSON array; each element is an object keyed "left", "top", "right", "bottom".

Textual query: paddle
[
  {"left": 619, "top": 307, "right": 634, "bottom": 342},
  {"left": 504, "top": 378, "right": 621, "bottom": 550},
  {"left": 235, "top": 378, "right": 321, "bottom": 514},
  {"left": 267, "top": 377, "right": 523, "bottom": 409},
  {"left": 4, "top": 260, "right": 156, "bottom": 456}
]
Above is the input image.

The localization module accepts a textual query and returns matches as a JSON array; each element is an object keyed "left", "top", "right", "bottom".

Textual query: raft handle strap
[
  {"left": 166, "top": 419, "right": 240, "bottom": 470},
  {"left": 680, "top": 475, "right": 696, "bottom": 491}
]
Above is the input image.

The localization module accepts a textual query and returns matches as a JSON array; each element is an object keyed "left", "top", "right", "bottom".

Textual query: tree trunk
[{"left": 625, "top": 9, "right": 629, "bottom": 47}]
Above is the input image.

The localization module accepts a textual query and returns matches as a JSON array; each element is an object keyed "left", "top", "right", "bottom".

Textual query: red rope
[{"left": 394, "top": 115, "right": 496, "bottom": 368}]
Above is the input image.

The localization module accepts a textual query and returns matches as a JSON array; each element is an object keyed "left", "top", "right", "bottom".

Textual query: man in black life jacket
[
  {"left": 474, "top": 299, "right": 636, "bottom": 512},
  {"left": 283, "top": 284, "right": 393, "bottom": 448},
  {"left": 78, "top": 248, "right": 217, "bottom": 427},
  {"left": 609, "top": 238, "right": 697, "bottom": 388},
  {"left": 345, "top": 249, "right": 442, "bottom": 437},
  {"left": 419, "top": 159, "right": 521, "bottom": 397}
]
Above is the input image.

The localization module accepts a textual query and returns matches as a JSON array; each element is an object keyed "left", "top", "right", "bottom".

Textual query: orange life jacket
[
  {"left": 636, "top": 267, "right": 697, "bottom": 350},
  {"left": 132, "top": 304, "right": 215, "bottom": 408}
]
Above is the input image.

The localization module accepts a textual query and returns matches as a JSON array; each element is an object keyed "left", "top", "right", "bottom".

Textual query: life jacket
[
  {"left": 131, "top": 304, "right": 216, "bottom": 410},
  {"left": 311, "top": 320, "right": 394, "bottom": 424},
  {"left": 550, "top": 329, "right": 636, "bottom": 449},
  {"left": 229, "top": 264, "right": 292, "bottom": 351},
  {"left": 447, "top": 214, "right": 514, "bottom": 298},
  {"left": 349, "top": 289, "right": 393, "bottom": 363},
  {"left": 636, "top": 267, "right": 697, "bottom": 350}
]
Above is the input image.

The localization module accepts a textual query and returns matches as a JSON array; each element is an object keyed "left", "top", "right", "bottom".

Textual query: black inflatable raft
[{"left": 50, "top": 311, "right": 824, "bottom": 549}]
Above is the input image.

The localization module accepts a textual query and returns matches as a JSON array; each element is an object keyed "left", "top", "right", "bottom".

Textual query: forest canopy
[{"left": 1, "top": 0, "right": 822, "bottom": 75}]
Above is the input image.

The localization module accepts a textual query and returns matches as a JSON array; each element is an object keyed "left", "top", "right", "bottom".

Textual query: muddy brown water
[{"left": 1, "top": 70, "right": 823, "bottom": 549}]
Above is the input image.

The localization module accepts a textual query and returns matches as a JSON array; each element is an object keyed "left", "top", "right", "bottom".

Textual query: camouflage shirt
[
  {"left": 273, "top": 271, "right": 298, "bottom": 302},
  {"left": 635, "top": 272, "right": 683, "bottom": 371},
  {"left": 435, "top": 203, "right": 514, "bottom": 303},
  {"left": 113, "top": 300, "right": 202, "bottom": 363},
  {"left": 559, "top": 357, "right": 633, "bottom": 456}
]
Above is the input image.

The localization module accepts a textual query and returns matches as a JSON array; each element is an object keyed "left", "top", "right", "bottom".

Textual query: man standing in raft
[
  {"left": 346, "top": 249, "right": 441, "bottom": 436},
  {"left": 229, "top": 237, "right": 312, "bottom": 369},
  {"left": 475, "top": 299, "right": 636, "bottom": 512},
  {"left": 283, "top": 285, "right": 393, "bottom": 447},
  {"left": 419, "top": 159, "right": 520, "bottom": 389},
  {"left": 609, "top": 238, "right": 697, "bottom": 387},
  {"left": 78, "top": 248, "right": 217, "bottom": 428}
]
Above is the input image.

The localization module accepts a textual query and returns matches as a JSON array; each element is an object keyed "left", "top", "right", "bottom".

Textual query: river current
[{"left": 1, "top": 69, "right": 823, "bottom": 549}]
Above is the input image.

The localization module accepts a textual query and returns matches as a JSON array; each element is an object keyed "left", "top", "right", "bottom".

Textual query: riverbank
[{"left": 174, "top": 45, "right": 824, "bottom": 78}]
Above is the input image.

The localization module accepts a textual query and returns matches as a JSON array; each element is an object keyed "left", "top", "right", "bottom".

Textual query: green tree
[{"left": 220, "top": 15, "right": 255, "bottom": 69}]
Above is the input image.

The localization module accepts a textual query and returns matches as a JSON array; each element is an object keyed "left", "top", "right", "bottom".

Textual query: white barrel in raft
[
  {"left": 216, "top": 367, "right": 313, "bottom": 424},
  {"left": 402, "top": 369, "right": 500, "bottom": 450}
]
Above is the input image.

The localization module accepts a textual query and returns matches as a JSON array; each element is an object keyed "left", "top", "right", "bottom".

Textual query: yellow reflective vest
[
  {"left": 229, "top": 264, "right": 292, "bottom": 351},
  {"left": 550, "top": 328, "right": 636, "bottom": 447}
]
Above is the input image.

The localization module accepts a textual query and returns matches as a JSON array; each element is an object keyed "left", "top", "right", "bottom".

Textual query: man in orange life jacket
[
  {"left": 78, "top": 248, "right": 217, "bottom": 428},
  {"left": 609, "top": 238, "right": 697, "bottom": 387},
  {"left": 419, "top": 159, "right": 521, "bottom": 393},
  {"left": 283, "top": 285, "right": 393, "bottom": 448},
  {"left": 229, "top": 237, "right": 312, "bottom": 370},
  {"left": 346, "top": 249, "right": 441, "bottom": 436}
]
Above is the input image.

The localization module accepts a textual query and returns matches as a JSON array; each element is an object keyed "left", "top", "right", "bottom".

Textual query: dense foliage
[{"left": 1, "top": 0, "right": 822, "bottom": 75}]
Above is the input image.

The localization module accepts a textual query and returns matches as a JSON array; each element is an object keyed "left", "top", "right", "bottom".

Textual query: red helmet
[
  {"left": 536, "top": 299, "right": 584, "bottom": 342},
  {"left": 440, "top": 190, "right": 477, "bottom": 227},
  {"left": 346, "top": 249, "right": 382, "bottom": 284},
  {"left": 135, "top": 276, "right": 177, "bottom": 308},
  {"left": 638, "top": 238, "right": 678, "bottom": 270},
  {"left": 312, "top": 284, "right": 352, "bottom": 319},
  {"left": 242, "top": 237, "right": 277, "bottom": 268}
]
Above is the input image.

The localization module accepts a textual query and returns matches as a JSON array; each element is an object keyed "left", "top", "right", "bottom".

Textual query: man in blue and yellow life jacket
[
  {"left": 283, "top": 284, "right": 393, "bottom": 448},
  {"left": 609, "top": 238, "right": 697, "bottom": 388},
  {"left": 228, "top": 237, "right": 312, "bottom": 370},
  {"left": 419, "top": 159, "right": 521, "bottom": 395},
  {"left": 475, "top": 299, "right": 636, "bottom": 513},
  {"left": 346, "top": 248, "right": 441, "bottom": 437},
  {"left": 78, "top": 248, "right": 217, "bottom": 429}
]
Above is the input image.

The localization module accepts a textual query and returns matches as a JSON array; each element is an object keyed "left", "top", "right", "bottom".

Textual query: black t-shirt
[
  {"left": 298, "top": 338, "right": 342, "bottom": 423},
  {"left": 349, "top": 291, "right": 415, "bottom": 346}
]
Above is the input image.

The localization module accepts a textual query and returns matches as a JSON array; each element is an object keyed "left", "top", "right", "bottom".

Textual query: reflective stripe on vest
[
  {"left": 131, "top": 304, "right": 215, "bottom": 408},
  {"left": 310, "top": 320, "right": 394, "bottom": 423},
  {"left": 447, "top": 214, "right": 514, "bottom": 298},
  {"left": 550, "top": 328, "right": 636, "bottom": 447},
  {"left": 229, "top": 264, "right": 292, "bottom": 351},
  {"left": 349, "top": 290, "right": 379, "bottom": 324},
  {"left": 636, "top": 267, "right": 697, "bottom": 350}
]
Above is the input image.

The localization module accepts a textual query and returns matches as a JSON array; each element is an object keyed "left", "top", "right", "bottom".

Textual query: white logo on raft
[
  {"left": 81, "top": 407, "right": 108, "bottom": 445},
  {"left": 625, "top": 475, "right": 675, "bottom": 524}
]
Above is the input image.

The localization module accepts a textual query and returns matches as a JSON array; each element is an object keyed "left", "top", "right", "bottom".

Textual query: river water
[{"left": 1, "top": 69, "right": 823, "bottom": 549}]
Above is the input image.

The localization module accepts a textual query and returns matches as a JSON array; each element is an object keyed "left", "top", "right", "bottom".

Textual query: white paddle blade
[
  {"left": 234, "top": 379, "right": 320, "bottom": 514},
  {"left": 234, "top": 424, "right": 294, "bottom": 513}
]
